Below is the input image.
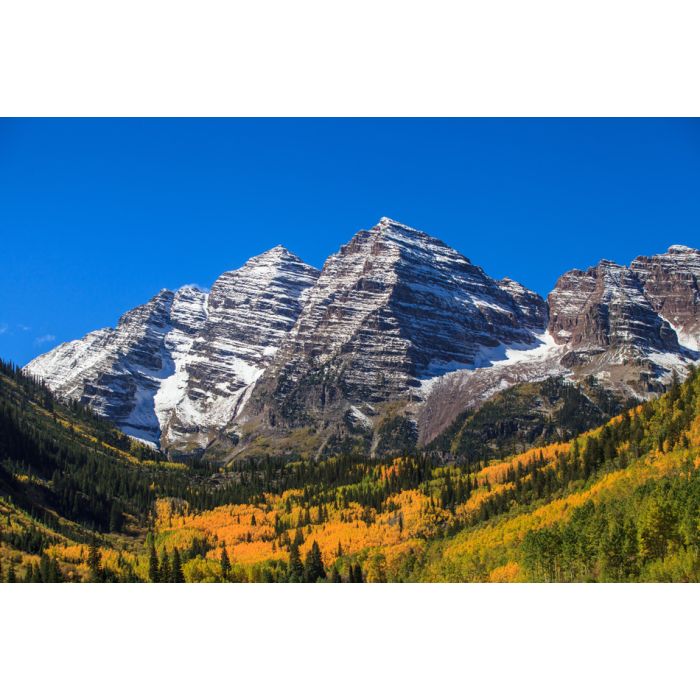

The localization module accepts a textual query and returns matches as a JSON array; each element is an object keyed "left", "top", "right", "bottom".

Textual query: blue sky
[{"left": 1, "top": 118, "right": 698, "bottom": 366}]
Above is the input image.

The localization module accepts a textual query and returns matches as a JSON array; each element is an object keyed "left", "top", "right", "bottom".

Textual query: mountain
[
  {"left": 156, "top": 247, "right": 319, "bottom": 454},
  {"left": 548, "top": 249, "right": 699, "bottom": 393},
  {"left": 416, "top": 245, "right": 700, "bottom": 449},
  {"left": 24, "top": 218, "right": 700, "bottom": 460},
  {"left": 25, "top": 247, "right": 319, "bottom": 452},
  {"left": 231, "top": 217, "right": 548, "bottom": 456}
]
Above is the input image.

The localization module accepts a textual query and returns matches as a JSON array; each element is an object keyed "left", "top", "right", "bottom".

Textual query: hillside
[
  {"left": 427, "top": 375, "right": 635, "bottom": 462},
  {"left": 1, "top": 356, "right": 699, "bottom": 582}
]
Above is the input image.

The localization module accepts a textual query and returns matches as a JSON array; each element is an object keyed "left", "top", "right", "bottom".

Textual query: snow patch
[{"left": 348, "top": 405, "right": 373, "bottom": 428}]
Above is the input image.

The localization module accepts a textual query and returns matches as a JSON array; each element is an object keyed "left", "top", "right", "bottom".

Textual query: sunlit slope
[
  {"left": 150, "top": 368, "right": 700, "bottom": 582},
  {"left": 3, "top": 353, "right": 699, "bottom": 582}
]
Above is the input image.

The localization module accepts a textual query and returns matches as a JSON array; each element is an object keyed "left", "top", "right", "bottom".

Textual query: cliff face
[{"left": 630, "top": 245, "right": 700, "bottom": 351}]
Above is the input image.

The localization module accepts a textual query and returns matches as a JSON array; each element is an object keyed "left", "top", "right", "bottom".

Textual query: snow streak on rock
[{"left": 26, "top": 247, "right": 318, "bottom": 451}]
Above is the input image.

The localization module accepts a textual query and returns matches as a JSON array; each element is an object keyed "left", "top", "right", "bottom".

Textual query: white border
[
  {"left": 1, "top": 582, "right": 698, "bottom": 698},
  {"left": 1, "top": 0, "right": 699, "bottom": 116}
]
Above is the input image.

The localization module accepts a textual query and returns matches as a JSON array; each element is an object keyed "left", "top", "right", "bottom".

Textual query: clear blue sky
[{"left": 1, "top": 118, "right": 698, "bottom": 366}]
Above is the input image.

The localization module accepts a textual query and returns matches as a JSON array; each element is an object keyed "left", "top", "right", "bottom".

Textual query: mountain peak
[
  {"left": 375, "top": 216, "right": 424, "bottom": 235},
  {"left": 240, "top": 245, "right": 316, "bottom": 273},
  {"left": 250, "top": 244, "right": 292, "bottom": 261},
  {"left": 667, "top": 244, "right": 698, "bottom": 255}
]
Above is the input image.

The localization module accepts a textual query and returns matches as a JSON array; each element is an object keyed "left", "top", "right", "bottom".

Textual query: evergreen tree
[
  {"left": 109, "top": 501, "right": 123, "bottom": 532},
  {"left": 87, "top": 539, "right": 102, "bottom": 582},
  {"left": 303, "top": 541, "right": 326, "bottom": 582},
  {"left": 220, "top": 542, "right": 231, "bottom": 581},
  {"left": 25, "top": 563, "right": 36, "bottom": 583},
  {"left": 287, "top": 542, "right": 303, "bottom": 582},
  {"left": 7, "top": 561, "right": 16, "bottom": 583},
  {"left": 50, "top": 556, "right": 63, "bottom": 583},
  {"left": 159, "top": 548, "right": 171, "bottom": 582},
  {"left": 352, "top": 563, "right": 363, "bottom": 583},
  {"left": 331, "top": 567, "right": 342, "bottom": 583},
  {"left": 172, "top": 548, "right": 185, "bottom": 583},
  {"left": 148, "top": 540, "right": 160, "bottom": 583},
  {"left": 39, "top": 552, "right": 51, "bottom": 582}
]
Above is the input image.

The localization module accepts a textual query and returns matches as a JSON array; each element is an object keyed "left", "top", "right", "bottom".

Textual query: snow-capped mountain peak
[
  {"left": 24, "top": 221, "right": 700, "bottom": 459},
  {"left": 26, "top": 247, "right": 319, "bottom": 452}
]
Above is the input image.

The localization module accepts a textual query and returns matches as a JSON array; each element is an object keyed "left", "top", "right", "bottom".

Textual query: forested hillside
[
  {"left": 1, "top": 356, "right": 699, "bottom": 582},
  {"left": 428, "top": 376, "right": 634, "bottom": 462}
]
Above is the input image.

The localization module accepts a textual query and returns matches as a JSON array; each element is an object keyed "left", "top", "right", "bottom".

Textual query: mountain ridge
[{"left": 24, "top": 219, "right": 700, "bottom": 460}]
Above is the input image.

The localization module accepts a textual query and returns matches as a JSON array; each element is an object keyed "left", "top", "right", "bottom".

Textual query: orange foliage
[{"left": 489, "top": 562, "right": 520, "bottom": 582}]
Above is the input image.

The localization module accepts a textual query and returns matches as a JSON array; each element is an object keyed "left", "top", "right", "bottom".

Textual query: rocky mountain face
[
  {"left": 547, "top": 249, "right": 698, "bottom": 396},
  {"left": 158, "top": 247, "right": 319, "bottom": 453},
  {"left": 418, "top": 246, "right": 699, "bottom": 452},
  {"left": 630, "top": 245, "right": 700, "bottom": 351},
  {"left": 230, "top": 218, "right": 548, "bottom": 456},
  {"left": 24, "top": 288, "right": 200, "bottom": 444},
  {"left": 25, "top": 248, "right": 319, "bottom": 451},
  {"left": 24, "top": 219, "right": 700, "bottom": 461}
]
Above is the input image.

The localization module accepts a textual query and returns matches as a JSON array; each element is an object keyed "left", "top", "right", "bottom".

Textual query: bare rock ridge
[
  {"left": 630, "top": 245, "right": 700, "bottom": 351},
  {"left": 24, "top": 219, "right": 700, "bottom": 459}
]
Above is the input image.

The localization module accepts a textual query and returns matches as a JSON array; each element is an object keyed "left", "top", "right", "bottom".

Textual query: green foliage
[
  {"left": 303, "top": 541, "right": 326, "bottom": 582},
  {"left": 520, "top": 465, "right": 700, "bottom": 581}
]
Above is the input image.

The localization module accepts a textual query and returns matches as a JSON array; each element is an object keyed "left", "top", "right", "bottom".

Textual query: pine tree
[
  {"left": 220, "top": 542, "right": 231, "bottom": 581},
  {"left": 352, "top": 563, "right": 363, "bottom": 583},
  {"left": 87, "top": 539, "right": 102, "bottom": 582},
  {"left": 331, "top": 567, "right": 342, "bottom": 583},
  {"left": 7, "top": 561, "right": 16, "bottom": 583},
  {"left": 303, "top": 541, "right": 326, "bottom": 582},
  {"left": 287, "top": 542, "right": 303, "bottom": 582},
  {"left": 160, "top": 548, "right": 171, "bottom": 582},
  {"left": 39, "top": 553, "right": 51, "bottom": 582},
  {"left": 50, "top": 556, "right": 63, "bottom": 583},
  {"left": 109, "top": 501, "right": 123, "bottom": 532},
  {"left": 172, "top": 548, "right": 185, "bottom": 583},
  {"left": 148, "top": 540, "right": 160, "bottom": 583}
]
